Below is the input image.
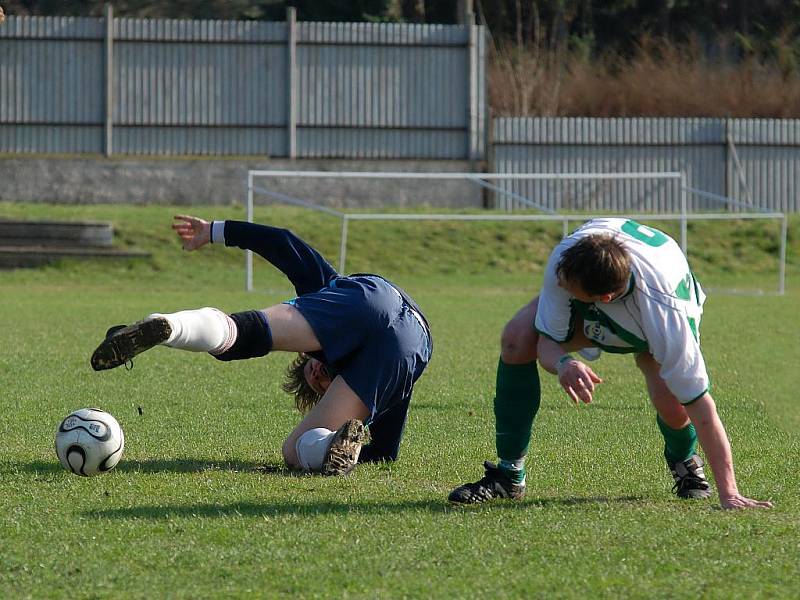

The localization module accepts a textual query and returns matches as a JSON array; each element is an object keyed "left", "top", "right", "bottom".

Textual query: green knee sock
[
  {"left": 656, "top": 414, "right": 697, "bottom": 463},
  {"left": 494, "top": 359, "right": 540, "bottom": 483}
]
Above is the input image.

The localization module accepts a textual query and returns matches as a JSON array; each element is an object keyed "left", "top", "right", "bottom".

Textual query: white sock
[
  {"left": 295, "top": 428, "right": 336, "bottom": 471},
  {"left": 148, "top": 308, "right": 236, "bottom": 354}
]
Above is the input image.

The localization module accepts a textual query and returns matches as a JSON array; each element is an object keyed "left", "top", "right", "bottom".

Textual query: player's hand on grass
[
  {"left": 173, "top": 215, "right": 211, "bottom": 251},
  {"left": 557, "top": 358, "right": 603, "bottom": 404},
  {"left": 719, "top": 493, "right": 773, "bottom": 510}
]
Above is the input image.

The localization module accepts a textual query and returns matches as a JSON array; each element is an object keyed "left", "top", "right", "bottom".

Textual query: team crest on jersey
[{"left": 585, "top": 321, "right": 605, "bottom": 342}]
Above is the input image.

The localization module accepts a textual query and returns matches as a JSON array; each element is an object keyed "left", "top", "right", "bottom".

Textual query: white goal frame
[{"left": 245, "top": 170, "right": 787, "bottom": 296}]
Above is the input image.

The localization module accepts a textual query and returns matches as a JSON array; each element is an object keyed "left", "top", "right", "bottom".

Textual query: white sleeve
[
  {"left": 534, "top": 244, "right": 575, "bottom": 343},
  {"left": 210, "top": 221, "right": 226, "bottom": 245},
  {"left": 638, "top": 292, "right": 709, "bottom": 403}
]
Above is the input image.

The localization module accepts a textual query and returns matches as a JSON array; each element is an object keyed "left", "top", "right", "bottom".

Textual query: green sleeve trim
[
  {"left": 691, "top": 271, "right": 702, "bottom": 304},
  {"left": 534, "top": 326, "right": 571, "bottom": 344},
  {"left": 682, "top": 387, "right": 710, "bottom": 406},
  {"left": 533, "top": 303, "right": 577, "bottom": 345},
  {"left": 591, "top": 343, "right": 639, "bottom": 354}
]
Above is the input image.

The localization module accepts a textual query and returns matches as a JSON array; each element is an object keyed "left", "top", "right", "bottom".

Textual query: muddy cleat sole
[
  {"left": 668, "top": 454, "right": 712, "bottom": 499},
  {"left": 321, "top": 419, "right": 365, "bottom": 476},
  {"left": 90, "top": 318, "right": 172, "bottom": 371},
  {"left": 448, "top": 461, "right": 526, "bottom": 505}
]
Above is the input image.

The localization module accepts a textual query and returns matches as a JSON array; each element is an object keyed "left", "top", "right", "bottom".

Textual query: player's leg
[
  {"left": 493, "top": 298, "right": 542, "bottom": 477},
  {"left": 91, "top": 303, "right": 322, "bottom": 371},
  {"left": 287, "top": 282, "right": 431, "bottom": 471},
  {"left": 635, "top": 352, "right": 710, "bottom": 499},
  {"left": 449, "top": 297, "right": 599, "bottom": 504},
  {"left": 282, "top": 376, "right": 370, "bottom": 475},
  {"left": 90, "top": 307, "right": 233, "bottom": 370},
  {"left": 260, "top": 304, "right": 322, "bottom": 352},
  {"left": 449, "top": 298, "right": 541, "bottom": 503}
]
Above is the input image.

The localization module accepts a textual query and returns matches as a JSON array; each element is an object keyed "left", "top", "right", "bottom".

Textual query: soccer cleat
[
  {"left": 668, "top": 454, "right": 712, "bottom": 499},
  {"left": 321, "top": 419, "right": 365, "bottom": 476},
  {"left": 448, "top": 461, "right": 526, "bottom": 505},
  {"left": 90, "top": 318, "right": 172, "bottom": 371}
]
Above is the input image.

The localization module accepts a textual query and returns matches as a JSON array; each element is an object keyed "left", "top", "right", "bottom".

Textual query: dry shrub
[{"left": 490, "top": 37, "right": 800, "bottom": 117}]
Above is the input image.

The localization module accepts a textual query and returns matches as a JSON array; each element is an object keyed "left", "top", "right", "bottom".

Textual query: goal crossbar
[
  {"left": 248, "top": 170, "right": 683, "bottom": 181},
  {"left": 245, "top": 170, "right": 786, "bottom": 296}
]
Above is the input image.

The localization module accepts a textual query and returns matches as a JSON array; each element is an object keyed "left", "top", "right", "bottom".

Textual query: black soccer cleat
[
  {"left": 668, "top": 454, "right": 712, "bottom": 499},
  {"left": 321, "top": 419, "right": 365, "bottom": 476},
  {"left": 90, "top": 318, "right": 172, "bottom": 371},
  {"left": 448, "top": 461, "right": 526, "bottom": 505}
]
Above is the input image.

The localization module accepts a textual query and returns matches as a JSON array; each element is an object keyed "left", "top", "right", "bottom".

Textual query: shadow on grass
[
  {"left": 5, "top": 458, "right": 288, "bottom": 475},
  {"left": 86, "top": 495, "right": 646, "bottom": 520}
]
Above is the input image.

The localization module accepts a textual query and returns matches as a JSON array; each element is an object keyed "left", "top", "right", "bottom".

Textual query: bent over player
[
  {"left": 91, "top": 215, "right": 432, "bottom": 476},
  {"left": 449, "top": 218, "right": 771, "bottom": 509}
]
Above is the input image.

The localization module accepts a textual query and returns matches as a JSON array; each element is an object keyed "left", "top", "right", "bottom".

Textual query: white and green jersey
[{"left": 535, "top": 218, "right": 708, "bottom": 404}]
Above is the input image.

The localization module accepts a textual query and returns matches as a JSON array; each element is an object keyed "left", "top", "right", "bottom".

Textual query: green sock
[
  {"left": 494, "top": 359, "right": 540, "bottom": 484},
  {"left": 656, "top": 414, "right": 697, "bottom": 463}
]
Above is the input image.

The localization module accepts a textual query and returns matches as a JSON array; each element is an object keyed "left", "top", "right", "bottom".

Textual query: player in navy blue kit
[{"left": 90, "top": 215, "right": 432, "bottom": 476}]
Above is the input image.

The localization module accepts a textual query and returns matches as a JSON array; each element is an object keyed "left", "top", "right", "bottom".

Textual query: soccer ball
[{"left": 55, "top": 408, "right": 125, "bottom": 476}]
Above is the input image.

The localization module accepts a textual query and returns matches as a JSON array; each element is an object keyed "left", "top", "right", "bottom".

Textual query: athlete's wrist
[
  {"left": 556, "top": 353, "right": 577, "bottom": 375},
  {"left": 210, "top": 221, "right": 225, "bottom": 244}
]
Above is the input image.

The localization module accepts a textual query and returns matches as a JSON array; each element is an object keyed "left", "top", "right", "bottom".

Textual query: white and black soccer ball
[{"left": 55, "top": 408, "right": 125, "bottom": 476}]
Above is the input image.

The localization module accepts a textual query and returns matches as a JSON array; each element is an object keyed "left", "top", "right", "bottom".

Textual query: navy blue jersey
[{"left": 220, "top": 220, "right": 432, "bottom": 462}]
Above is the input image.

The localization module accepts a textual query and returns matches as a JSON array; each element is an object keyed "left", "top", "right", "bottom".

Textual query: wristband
[
  {"left": 210, "top": 221, "right": 226, "bottom": 245},
  {"left": 556, "top": 354, "right": 576, "bottom": 374},
  {"left": 557, "top": 354, "right": 575, "bottom": 367}
]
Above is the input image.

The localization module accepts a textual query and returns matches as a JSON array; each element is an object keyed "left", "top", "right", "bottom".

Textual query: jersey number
[{"left": 621, "top": 220, "right": 669, "bottom": 247}]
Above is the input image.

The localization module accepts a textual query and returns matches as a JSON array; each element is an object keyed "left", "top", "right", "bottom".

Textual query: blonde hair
[{"left": 282, "top": 354, "right": 322, "bottom": 414}]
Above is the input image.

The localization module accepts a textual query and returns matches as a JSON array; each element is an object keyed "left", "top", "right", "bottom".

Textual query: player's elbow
[{"left": 281, "top": 436, "right": 301, "bottom": 469}]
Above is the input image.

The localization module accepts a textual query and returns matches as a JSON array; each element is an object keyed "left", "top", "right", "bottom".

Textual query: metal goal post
[{"left": 244, "top": 170, "right": 787, "bottom": 296}]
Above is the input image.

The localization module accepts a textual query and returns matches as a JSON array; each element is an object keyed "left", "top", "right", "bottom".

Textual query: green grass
[{"left": 1, "top": 203, "right": 799, "bottom": 598}]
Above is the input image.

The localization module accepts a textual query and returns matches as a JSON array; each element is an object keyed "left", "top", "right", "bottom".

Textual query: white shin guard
[
  {"left": 148, "top": 307, "right": 236, "bottom": 354},
  {"left": 295, "top": 428, "right": 336, "bottom": 471}
]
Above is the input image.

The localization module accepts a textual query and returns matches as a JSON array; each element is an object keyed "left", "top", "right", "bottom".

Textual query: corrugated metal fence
[
  {"left": 2, "top": 13, "right": 800, "bottom": 213},
  {"left": 493, "top": 117, "right": 800, "bottom": 213},
  {"left": 0, "top": 11, "right": 486, "bottom": 159}
]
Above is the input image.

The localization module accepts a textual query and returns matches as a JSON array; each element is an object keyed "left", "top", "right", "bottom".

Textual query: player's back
[{"left": 569, "top": 218, "right": 697, "bottom": 307}]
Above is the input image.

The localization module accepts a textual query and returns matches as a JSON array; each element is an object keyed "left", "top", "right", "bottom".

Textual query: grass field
[{"left": 1, "top": 203, "right": 799, "bottom": 598}]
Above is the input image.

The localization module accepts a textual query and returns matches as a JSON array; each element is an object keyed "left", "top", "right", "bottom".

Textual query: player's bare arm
[
  {"left": 685, "top": 393, "right": 773, "bottom": 509},
  {"left": 282, "top": 377, "right": 370, "bottom": 469},
  {"left": 536, "top": 335, "right": 602, "bottom": 405}
]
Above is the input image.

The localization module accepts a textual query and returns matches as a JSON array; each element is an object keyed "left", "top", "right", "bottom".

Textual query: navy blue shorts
[{"left": 288, "top": 275, "right": 432, "bottom": 424}]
